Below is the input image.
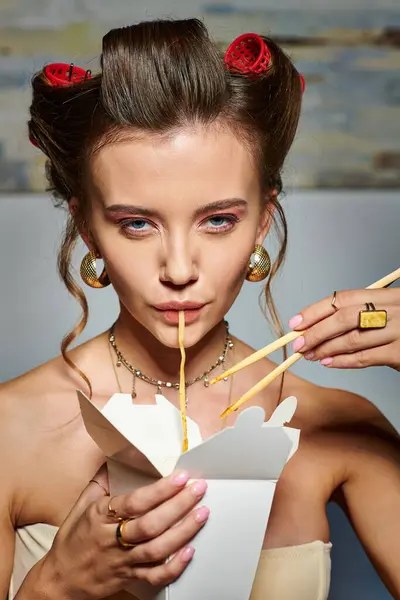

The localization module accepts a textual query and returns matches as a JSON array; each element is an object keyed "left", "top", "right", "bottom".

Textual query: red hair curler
[
  {"left": 30, "top": 63, "right": 92, "bottom": 148},
  {"left": 224, "top": 33, "right": 271, "bottom": 75},
  {"left": 299, "top": 73, "right": 306, "bottom": 93},
  {"left": 225, "top": 33, "right": 305, "bottom": 93},
  {"left": 43, "top": 63, "right": 92, "bottom": 86}
]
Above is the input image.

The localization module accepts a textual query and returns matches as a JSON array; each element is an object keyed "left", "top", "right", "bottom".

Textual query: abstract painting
[{"left": 0, "top": 0, "right": 399, "bottom": 190}]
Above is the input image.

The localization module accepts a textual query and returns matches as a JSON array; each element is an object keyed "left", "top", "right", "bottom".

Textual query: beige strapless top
[{"left": 9, "top": 524, "right": 331, "bottom": 599}]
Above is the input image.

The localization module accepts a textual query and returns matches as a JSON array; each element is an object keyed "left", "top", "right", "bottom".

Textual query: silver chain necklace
[{"left": 108, "top": 320, "right": 234, "bottom": 398}]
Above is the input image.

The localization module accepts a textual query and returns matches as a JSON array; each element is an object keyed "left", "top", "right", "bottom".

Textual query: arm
[
  {"left": 337, "top": 424, "right": 400, "bottom": 598},
  {"left": 12, "top": 559, "right": 65, "bottom": 600},
  {"left": 7, "top": 554, "right": 62, "bottom": 600},
  {"left": 0, "top": 386, "right": 64, "bottom": 600},
  {"left": 0, "top": 511, "right": 16, "bottom": 600},
  {"left": 0, "top": 384, "right": 21, "bottom": 599}
]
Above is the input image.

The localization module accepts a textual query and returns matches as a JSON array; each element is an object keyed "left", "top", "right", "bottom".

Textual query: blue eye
[
  {"left": 130, "top": 219, "right": 148, "bottom": 230},
  {"left": 119, "top": 218, "right": 154, "bottom": 237},
  {"left": 203, "top": 214, "right": 238, "bottom": 233},
  {"left": 209, "top": 216, "right": 228, "bottom": 227}
]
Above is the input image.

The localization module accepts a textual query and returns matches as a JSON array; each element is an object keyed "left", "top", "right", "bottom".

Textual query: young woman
[{"left": 1, "top": 18, "right": 399, "bottom": 600}]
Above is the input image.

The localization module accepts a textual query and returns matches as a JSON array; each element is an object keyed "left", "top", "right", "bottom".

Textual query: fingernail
[
  {"left": 304, "top": 351, "right": 315, "bottom": 360},
  {"left": 194, "top": 506, "right": 210, "bottom": 523},
  {"left": 292, "top": 336, "right": 305, "bottom": 353},
  {"left": 320, "top": 357, "right": 333, "bottom": 366},
  {"left": 190, "top": 479, "right": 207, "bottom": 496},
  {"left": 289, "top": 314, "right": 303, "bottom": 329},
  {"left": 172, "top": 471, "right": 190, "bottom": 486},
  {"left": 181, "top": 546, "right": 196, "bottom": 562}
]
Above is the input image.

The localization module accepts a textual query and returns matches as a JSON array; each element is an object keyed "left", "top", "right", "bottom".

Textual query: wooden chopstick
[
  {"left": 219, "top": 353, "right": 302, "bottom": 419},
  {"left": 215, "top": 266, "right": 400, "bottom": 385},
  {"left": 211, "top": 330, "right": 302, "bottom": 384},
  {"left": 367, "top": 268, "right": 400, "bottom": 289},
  {"left": 219, "top": 266, "right": 400, "bottom": 418}
]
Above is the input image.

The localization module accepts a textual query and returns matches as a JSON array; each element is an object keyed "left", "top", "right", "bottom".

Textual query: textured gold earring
[
  {"left": 80, "top": 251, "right": 111, "bottom": 288},
  {"left": 246, "top": 244, "right": 271, "bottom": 282}
]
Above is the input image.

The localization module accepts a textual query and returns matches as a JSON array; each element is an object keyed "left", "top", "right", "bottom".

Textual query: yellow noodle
[{"left": 178, "top": 311, "right": 188, "bottom": 452}]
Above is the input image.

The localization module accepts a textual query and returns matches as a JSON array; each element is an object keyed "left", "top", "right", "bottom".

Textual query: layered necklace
[{"left": 108, "top": 320, "right": 234, "bottom": 400}]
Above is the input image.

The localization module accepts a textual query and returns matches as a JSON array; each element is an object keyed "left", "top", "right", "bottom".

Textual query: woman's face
[{"left": 86, "top": 125, "right": 270, "bottom": 348}]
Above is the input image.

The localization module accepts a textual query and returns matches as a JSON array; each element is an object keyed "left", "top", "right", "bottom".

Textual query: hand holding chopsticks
[{"left": 216, "top": 267, "right": 400, "bottom": 418}]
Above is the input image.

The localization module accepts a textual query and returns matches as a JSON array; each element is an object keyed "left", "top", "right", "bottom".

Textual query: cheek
[
  {"left": 102, "top": 245, "right": 156, "bottom": 300},
  {"left": 207, "top": 240, "right": 252, "bottom": 291}
]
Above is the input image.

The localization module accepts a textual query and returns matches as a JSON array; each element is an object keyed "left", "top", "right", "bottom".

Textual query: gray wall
[{"left": 1, "top": 190, "right": 399, "bottom": 599}]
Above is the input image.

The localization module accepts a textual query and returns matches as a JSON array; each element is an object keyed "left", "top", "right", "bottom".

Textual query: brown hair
[{"left": 28, "top": 18, "right": 302, "bottom": 397}]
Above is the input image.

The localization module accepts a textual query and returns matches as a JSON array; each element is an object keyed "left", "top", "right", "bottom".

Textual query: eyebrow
[{"left": 105, "top": 198, "right": 248, "bottom": 219}]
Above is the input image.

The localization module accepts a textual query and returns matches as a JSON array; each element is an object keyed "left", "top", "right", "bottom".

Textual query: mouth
[
  {"left": 155, "top": 302, "right": 205, "bottom": 311},
  {"left": 153, "top": 302, "right": 206, "bottom": 325}
]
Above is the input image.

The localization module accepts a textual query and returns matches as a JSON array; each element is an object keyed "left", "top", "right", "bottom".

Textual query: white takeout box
[{"left": 78, "top": 391, "right": 300, "bottom": 600}]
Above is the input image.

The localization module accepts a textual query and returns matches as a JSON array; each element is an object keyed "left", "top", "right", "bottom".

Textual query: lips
[
  {"left": 154, "top": 302, "right": 205, "bottom": 311},
  {"left": 153, "top": 302, "right": 206, "bottom": 325}
]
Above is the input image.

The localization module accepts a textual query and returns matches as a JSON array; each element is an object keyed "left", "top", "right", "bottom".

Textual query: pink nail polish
[
  {"left": 289, "top": 314, "right": 303, "bottom": 329},
  {"left": 304, "top": 351, "right": 315, "bottom": 360},
  {"left": 292, "top": 336, "right": 305, "bottom": 353},
  {"left": 181, "top": 546, "right": 196, "bottom": 562},
  {"left": 190, "top": 479, "right": 207, "bottom": 496},
  {"left": 320, "top": 357, "right": 333, "bottom": 366},
  {"left": 194, "top": 506, "right": 210, "bottom": 523},
  {"left": 172, "top": 471, "right": 190, "bottom": 486}
]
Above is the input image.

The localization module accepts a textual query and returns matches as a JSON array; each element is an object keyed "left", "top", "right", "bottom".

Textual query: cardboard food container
[{"left": 78, "top": 391, "right": 300, "bottom": 600}]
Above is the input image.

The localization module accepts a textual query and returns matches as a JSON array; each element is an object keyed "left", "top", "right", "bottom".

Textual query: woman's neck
[{"left": 112, "top": 309, "right": 229, "bottom": 384}]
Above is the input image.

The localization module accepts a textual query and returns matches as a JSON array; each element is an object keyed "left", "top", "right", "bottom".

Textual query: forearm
[{"left": 13, "top": 556, "right": 71, "bottom": 600}]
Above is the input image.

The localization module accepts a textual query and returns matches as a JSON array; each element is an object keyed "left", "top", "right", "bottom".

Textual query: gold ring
[
  {"left": 359, "top": 302, "right": 387, "bottom": 329},
  {"left": 107, "top": 497, "right": 123, "bottom": 521},
  {"left": 331, "top": 291, "right": 339, "bottom": 312},
  {"left": 89, "top": 480, "right": 109, "bottom": 496},
  {"left": 116, "top": 518, "right": 136, "bottom": 549}
]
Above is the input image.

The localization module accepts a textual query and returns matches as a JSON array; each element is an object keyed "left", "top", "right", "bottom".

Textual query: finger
[
  {"left": 90, "top": 463, "right": 110, "bottom": 494},
  {"left": 291, "top": 304, "right": 359, "bottom": 354},
  {"left": 131, "top": 545, "right": 196, "bottom": 588},
  {"left": 305, "top": 325, "right": 394, "bottom": 362},
  {"left": 122, "top": 479, "right": 208, "bottom": 544},
  {"left": 107, "top": 470, "right": 192, "bottom": 520},
  {"left": 292, "top": 303, "right": 393, "bottom": 355},
  {"left": 318, "top": 345, "right": 394, "bottom": 369},
  {"left": 129, "top": 503, "right": 210, "bottom": 565},
  {"left": 288, "top": 288, "right": 400, "bottom": 330}
]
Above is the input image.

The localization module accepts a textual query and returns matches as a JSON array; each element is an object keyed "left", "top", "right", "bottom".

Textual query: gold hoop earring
[
  {"left": 246, "top": 244, "right": 271, "bottom": 282},
  {"left": 80, "top": 251, "right": 111, "bottom": 288}
]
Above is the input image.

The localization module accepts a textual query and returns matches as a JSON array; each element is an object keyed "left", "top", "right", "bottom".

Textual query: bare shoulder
[
  {"left": 308, "top": 382, "right": 398, "bottom": 438},
  {"left": 0, "top": 331, "right": 109, "bottom": 454},
  {"left": 0, "top": 357, "right": 78, "bottom": 485},
  {"left": 0, "top": 329, "right": 112, "bottom": 421},
  {"left": 0, "top": 356, "right": 78, "bottom": 425}
]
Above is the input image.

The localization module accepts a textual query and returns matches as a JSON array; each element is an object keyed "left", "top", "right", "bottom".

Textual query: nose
[{"left": 160, "top": 235, "right": 198, "bottom": 287}]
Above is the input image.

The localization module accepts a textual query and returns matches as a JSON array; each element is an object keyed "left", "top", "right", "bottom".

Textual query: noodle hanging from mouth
[{"left": 178, "top": 311, "right": 189, "bottom": 452}]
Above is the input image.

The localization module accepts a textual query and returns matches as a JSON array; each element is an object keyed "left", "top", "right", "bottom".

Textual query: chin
[{"left": 149, "top": 320, "right": 212, "bottom": 349}]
